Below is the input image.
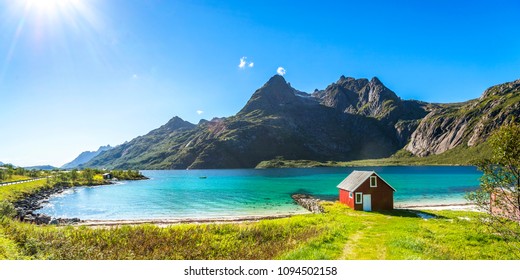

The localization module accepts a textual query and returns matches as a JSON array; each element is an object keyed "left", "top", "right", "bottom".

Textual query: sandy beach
[
  {"left": 76, "top": 213, "right": 303, "bottom": 227},
  {"left": 74, "top": 202, "right": 481, "bottom": 227},
  {"left": 395, "top": 203, "right": 479, "bottom": 211}
]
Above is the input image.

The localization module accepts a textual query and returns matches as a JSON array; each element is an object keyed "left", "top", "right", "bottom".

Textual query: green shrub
[{"left": 0, "top": 200, "right": 16, "bottom": 219}]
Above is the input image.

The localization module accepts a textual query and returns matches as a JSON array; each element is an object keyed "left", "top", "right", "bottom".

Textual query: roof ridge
[{"left": 337, "top": 170, "right": 396, "bottom": 192}]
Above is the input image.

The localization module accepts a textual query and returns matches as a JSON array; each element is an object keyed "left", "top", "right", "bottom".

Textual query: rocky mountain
[
  {"left": 62, "top": 145, "right": 113, "bottom": 169},
  {"left": 82, "top": 75, "right": 519, "bottom": 169},
  {"left": 83, "top": 75, "right": 425, "bottom": 169},
  {"left": 311, "top": 76, "right": 430, "bottom": 146},
  {"left": 406, "top": 79, "right": 520, "bottom": 156}
]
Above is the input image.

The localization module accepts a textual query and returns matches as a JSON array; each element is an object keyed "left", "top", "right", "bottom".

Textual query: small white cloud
[
  {"left": 239, "top": 56, "right": 254, "bottom": 69},
  {"left": 196, "top": 110, "right": 204, "bottom": 115},
  {"left": 277, "top": 67, "right": 286, "bottom": 76},
  {"left": 238, "top": 57, "right": 247, "bottom": 68},
  {"left": 132, "top": 74, "right": 138, "bottom": 79}
]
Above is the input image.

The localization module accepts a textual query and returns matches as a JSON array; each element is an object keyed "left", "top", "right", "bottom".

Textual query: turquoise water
[{"left": 37, "top": 166, "right": 482, "bottom": 220}]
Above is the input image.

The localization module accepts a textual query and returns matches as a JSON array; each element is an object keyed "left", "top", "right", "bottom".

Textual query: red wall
[
  {"left": 338, "top": 176, "right": 394, "bottom": 211},
  {"left": 339, "top": 189, "right": 355, "bottom": 209}
]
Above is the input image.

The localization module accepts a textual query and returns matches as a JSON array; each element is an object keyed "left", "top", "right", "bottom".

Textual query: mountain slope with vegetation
[{"left": 83, "top": 76, "right": 519, "bottom": 169}]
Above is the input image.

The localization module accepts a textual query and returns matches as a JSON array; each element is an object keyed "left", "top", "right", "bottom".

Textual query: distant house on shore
[
  {"left": 102, "top": 173, "right": 113, "bottom": 180},
  {"left": 337, "top": 171, "right": 396, "bottom": 211}
]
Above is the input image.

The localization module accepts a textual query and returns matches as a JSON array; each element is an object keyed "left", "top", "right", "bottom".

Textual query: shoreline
[
  {"left": 77, "top": 213, "right": 303, "bottom": 227},
  {"left": 22, "top": 177, "right": 479, "bottom": 226},
  {"left": 74, "top": 202, "right": 479, "bottom": 227},
  {"left": 15, "top": 177, "right": 148, "bottom": 225},
  {"left": 395, "top": 202, "right": 478, "bottom": 211}
]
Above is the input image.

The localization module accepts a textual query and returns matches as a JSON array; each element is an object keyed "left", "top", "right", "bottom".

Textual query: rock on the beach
[
  {"left": 35, "top": 214, "right": 51, "bottom": 225},
  {"left": 291, "top": 194, "right": 324, "bottom": 213},
  {"left": 13, "top": 183, "right": 83, "bottom": 225}
]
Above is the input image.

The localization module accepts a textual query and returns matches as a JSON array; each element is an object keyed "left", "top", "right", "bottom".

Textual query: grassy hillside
[{"left": 256, "top": 141, "right": 492, "bottom": 168}]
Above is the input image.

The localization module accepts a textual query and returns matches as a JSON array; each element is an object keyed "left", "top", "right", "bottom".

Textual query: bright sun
[
  {"left": 29, "top": 0, "right": 73, "bottom": 8},
  {"left": 26, "top": 0, "right": 79, "bottom": 15}
]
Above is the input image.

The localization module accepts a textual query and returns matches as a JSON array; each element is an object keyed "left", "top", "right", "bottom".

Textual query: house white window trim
[
  {"left": 355, "top": 192, "right": 363, "bottom": 204},
  {"left": 370, "top": 176, "right": 377, "bottom": 188},
  {"left": 349, "top": 192, "right": 353, "bottom": 198}
]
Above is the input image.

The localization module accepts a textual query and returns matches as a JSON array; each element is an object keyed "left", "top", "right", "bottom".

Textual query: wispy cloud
[
  {"left": 132, "top": 74, "right": 138, "bottom": 79},
  {"left": 238, "top": 57, "right": 254, "bottom": 69},
  {"left": 277, "top": 67, "right": 286, "bottom": 76},
  {"left": 196, "top": 110, "right": 204, "bottom": 115},
  {"left": 239, "top": 57, "right": 247, "bottom": 68}
]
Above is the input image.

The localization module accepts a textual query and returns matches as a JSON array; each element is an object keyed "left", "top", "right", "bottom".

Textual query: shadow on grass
[{"left": 377, "top": 209, "right": 449, "bottom": 219}]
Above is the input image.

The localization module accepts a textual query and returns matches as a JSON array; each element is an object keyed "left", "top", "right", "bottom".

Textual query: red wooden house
[{"left": 337, "top": 171, "right": 395, "bottom": 211}]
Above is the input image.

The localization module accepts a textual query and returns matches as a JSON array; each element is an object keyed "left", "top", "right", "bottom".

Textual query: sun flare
[{"left": 28, "top": 0, "right": 77, "bottom": 11}]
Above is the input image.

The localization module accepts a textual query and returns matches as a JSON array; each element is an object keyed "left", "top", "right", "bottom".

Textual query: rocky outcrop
[
  {"left": 406, "top": 109, "right": 468, "bottom": 156},
  {"left": 14, "top": 185, "right": 83, "bottom": 225},
  {"left": 291, "top": 194, "right": 324, "bottom": 213},
  {"left": 406, "top": 79, "right": 520, "bottom": 156},
  {"left": 312, "top": 76, "right": 428, "bottom": 123}
]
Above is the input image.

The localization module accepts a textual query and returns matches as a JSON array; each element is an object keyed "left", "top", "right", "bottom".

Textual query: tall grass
[{"left": 0, "top": 215, "right": 322, "bottom": 260}]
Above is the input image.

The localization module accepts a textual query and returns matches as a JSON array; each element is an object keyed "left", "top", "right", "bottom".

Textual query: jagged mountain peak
[
  {"left": 264, "top": 74, "right": 287, "bottom": 86},
  {"left": 313, "top": 75, "right": 404, "bottom": 120},
  {"left": 333, "top": 76, "right": 369, "bottom": 92},
  {"left": 370, "top": 76, "right": 383, "bottom": 85},
  {"left": 166, "top": 115, "right": 186, "bottom": 124},
  {"left": 238, "top": 75, "right": 298, "bottom": 115},
  {"left": 159, "top": 116, "right": 196, "bottom": 131}
]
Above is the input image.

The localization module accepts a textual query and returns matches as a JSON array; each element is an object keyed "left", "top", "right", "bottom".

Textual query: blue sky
[{"left": 0, "top": 0, "right": 519, "bottom": 167}]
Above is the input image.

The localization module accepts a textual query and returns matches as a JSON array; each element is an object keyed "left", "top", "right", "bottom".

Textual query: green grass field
[{"left": 0, "top": 202, "right": 518, "bottom": 260}]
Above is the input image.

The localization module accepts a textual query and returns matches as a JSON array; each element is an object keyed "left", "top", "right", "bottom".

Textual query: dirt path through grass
[
  {"left": 340, "top": 216, "right": 398, "bottom": 260},
  {"left": 340, "top": 224, "right": 371, "bottom": 259}
]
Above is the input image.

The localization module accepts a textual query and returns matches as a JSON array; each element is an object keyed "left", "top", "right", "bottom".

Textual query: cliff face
[
  {"left": 82, "top": 76, "right": 520, "bottom": 169},
  {"left": 405, "top": 79, "right": 520, "bottom": 156},
  {"left": 312, "top": 76, "right": 429, "bottom": 146}
]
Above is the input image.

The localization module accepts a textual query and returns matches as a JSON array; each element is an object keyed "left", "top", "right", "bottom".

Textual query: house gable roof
[{"left": 336, "top": 170, "right": 396, "bottom": 192}]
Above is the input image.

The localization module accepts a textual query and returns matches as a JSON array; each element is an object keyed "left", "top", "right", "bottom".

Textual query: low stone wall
[{"left": 291, "top": 194, "right": 324, "bottom": 213}]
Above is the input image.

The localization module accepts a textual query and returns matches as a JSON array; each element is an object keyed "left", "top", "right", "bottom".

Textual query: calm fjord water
[{"left": 37, "top": 166, "right": 481, "bottom": 220}]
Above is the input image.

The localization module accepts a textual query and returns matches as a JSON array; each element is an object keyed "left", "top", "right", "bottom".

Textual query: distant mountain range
[
  {"left": 24, "top": 165, "right": 57, "bottom": 171},
  {"left": 79, "top": 75, "right": 519, "bottom": 169},
  {"left": 62, "top": 145, "right": 112, "bottom": 169}
]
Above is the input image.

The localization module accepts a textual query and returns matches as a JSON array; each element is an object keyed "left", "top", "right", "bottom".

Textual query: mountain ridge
[
  {"left": 62, "top": 145, "right": 113, "bottom": 169},
  {"left": 81, "top": 75, "right": 519, "bottom": 169}
]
